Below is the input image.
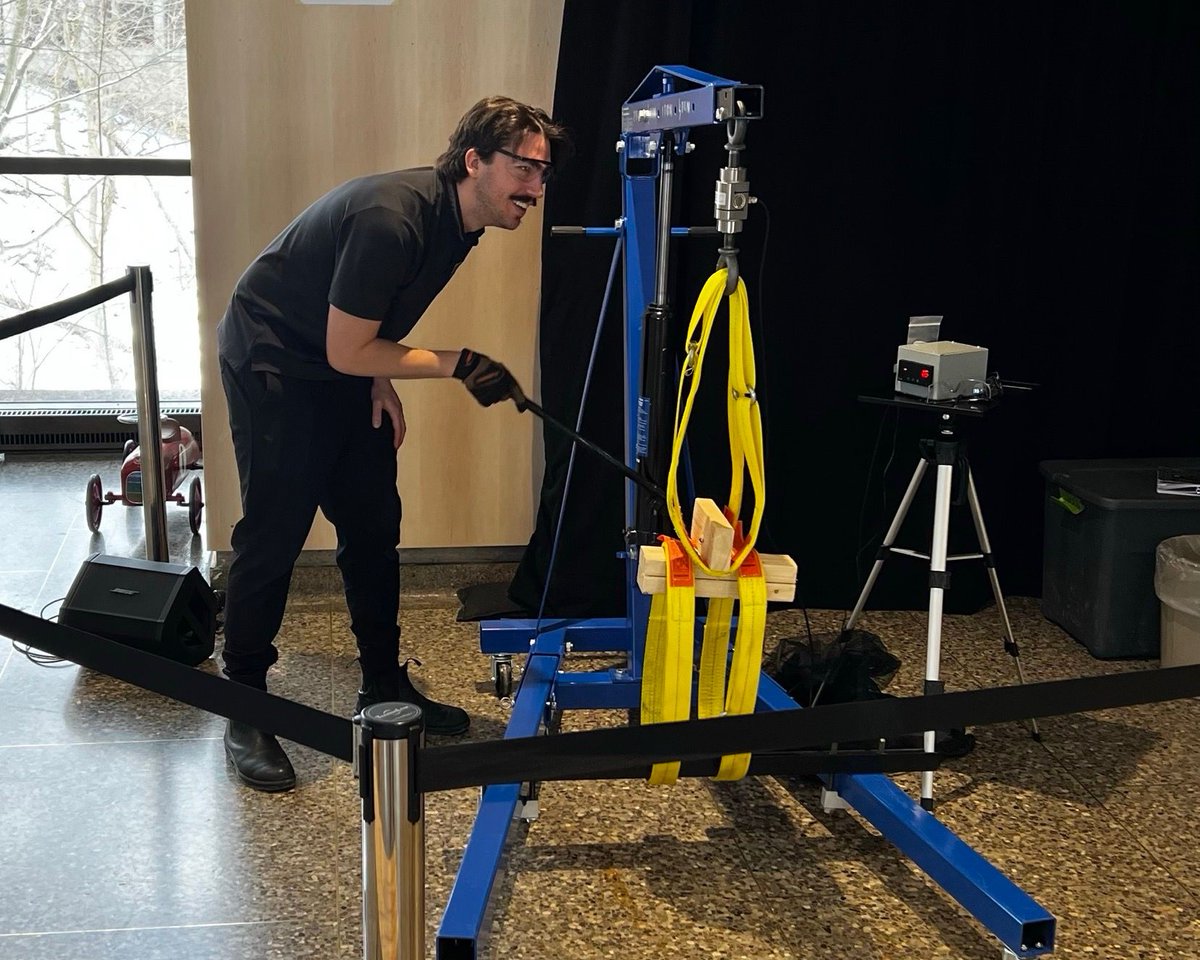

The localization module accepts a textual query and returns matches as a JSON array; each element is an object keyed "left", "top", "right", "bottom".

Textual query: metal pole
[
  {"left": 922, "top": 460, "right": 954, "bottom": 808},
  {"left": 357, "top": 702, "right": 425, "bottom": 960},
  {"left": 634, "top": 133, "right": 678, "bottom": 541},
  {"left": 965, "top": 468, "right": 1040, "bottom": 739},
  {"left": 127, "top": 265, "right": 169, "bottom": 563},
  {"left": 845, "top": 459, "right": 929, "bottom": 630},
  {"left": 652, "top": 137, "right": 674, "bottom": 308}
]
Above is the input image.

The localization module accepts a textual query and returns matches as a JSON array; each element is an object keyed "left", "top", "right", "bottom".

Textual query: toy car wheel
[
  {"left": 85, "top": 474, "right": 104, "bottom": 532},
  {"left": 187, "top": 476, "right": 203, "bottom": 536}
]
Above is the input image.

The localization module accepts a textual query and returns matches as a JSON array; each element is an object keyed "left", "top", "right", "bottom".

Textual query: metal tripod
[{"left": 845, "top": 409, "right": 1039, "bottom": 810}]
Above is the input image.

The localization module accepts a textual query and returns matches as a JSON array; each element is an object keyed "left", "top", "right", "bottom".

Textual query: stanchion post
[
  {"left": 126, "top": 264, "right": 169, "bottom": 562},
  {"left": 356, "top": 702, "right": 425, "bottom": 960}
]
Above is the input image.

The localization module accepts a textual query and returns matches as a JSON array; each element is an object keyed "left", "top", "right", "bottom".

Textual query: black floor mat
[{"left": 455, "top": 581, "right": 533, "bottom": 622}]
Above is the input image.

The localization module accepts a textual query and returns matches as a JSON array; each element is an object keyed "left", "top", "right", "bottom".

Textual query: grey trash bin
[{"left": 1155, "top": 535, "right": 1200, "bottom": 667}]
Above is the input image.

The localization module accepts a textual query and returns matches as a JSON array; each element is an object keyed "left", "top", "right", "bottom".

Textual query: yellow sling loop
[
  {"left": 666, "top": 271, "right": 765, "bottom": 575},
  {"left": 644, "top": 268, "right": 768, "bottom": 783},
  {"left": 642, "top": 539, "right": 695, "bottom": 785}
]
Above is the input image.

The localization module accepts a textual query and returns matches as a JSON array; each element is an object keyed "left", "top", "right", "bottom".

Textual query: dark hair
[{"left": 436, "top": 96, "right": 571, "bottom": 180}]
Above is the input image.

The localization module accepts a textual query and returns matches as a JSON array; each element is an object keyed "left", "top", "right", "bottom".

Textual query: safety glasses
[{"left": 494, "top": 147, "right": 554, "bottom": 184}]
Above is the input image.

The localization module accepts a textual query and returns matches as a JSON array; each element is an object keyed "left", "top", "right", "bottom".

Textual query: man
[{"left": 216, "top": 96, "right": 569, "bottom": 792}]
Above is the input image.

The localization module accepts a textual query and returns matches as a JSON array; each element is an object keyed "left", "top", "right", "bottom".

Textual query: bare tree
[
  {"left": 0, "top": 0, "right": 58, "bottom": 150},
  {"left": 1, "top": 0, "right": 190, "bottom": 392}
]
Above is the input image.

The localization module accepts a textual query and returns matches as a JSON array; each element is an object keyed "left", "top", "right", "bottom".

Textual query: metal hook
[
  {"left": 726, "top": 116, "right": 748, "bottom": 150},
  {"left": 717, "top": 248, "right": 739, "bottom": 296},
  {"left": 727, "top": 98, "right": 749, "bottom": 146}
]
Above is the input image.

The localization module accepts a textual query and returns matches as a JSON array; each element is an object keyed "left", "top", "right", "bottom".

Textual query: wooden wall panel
[{"left": 185, "top": 0, "right": 563, "bottom": 550}]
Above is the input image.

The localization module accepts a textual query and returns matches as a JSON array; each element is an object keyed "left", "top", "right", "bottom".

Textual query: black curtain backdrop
[{"left": 508, "top": 0, "right": 1200, "bottom": 618}]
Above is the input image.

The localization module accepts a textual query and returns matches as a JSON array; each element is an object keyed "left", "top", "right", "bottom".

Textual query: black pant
[{"left": 219, "top": 361, "right": 402, "bottom": 688}]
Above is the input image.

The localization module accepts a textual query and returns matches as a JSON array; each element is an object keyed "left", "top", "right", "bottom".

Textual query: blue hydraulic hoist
[{"left": 437, "top": 66, "right": 1056, "bottom": 960}]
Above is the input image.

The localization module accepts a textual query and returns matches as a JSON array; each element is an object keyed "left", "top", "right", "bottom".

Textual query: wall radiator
[{"left": 0, "top": 403, "right": 202, "bottom": 452}]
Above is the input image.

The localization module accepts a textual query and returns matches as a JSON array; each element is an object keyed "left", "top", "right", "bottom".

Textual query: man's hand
[
  {"left": 453, "top": 348, "right": 524, "bottom": 408},
  {"left": 371, "top": 376, "right": 406, "bottom": 449}
]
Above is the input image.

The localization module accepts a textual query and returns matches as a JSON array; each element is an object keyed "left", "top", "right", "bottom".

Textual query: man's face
[{"left": 467, "top": 131, "right": 551, "bottom": 231}]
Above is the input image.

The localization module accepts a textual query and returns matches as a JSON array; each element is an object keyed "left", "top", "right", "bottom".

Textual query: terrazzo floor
[{"left": 1, "top": 453, "right": 1197, "bottom": 959}]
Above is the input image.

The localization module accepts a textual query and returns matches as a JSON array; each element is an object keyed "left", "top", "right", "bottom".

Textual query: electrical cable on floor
[
  {"left": 752, "top": 201, "right": 816, "bottom": 676},
  {"left": 11, "top": 598, "right": 70, "bottom": 667},
  {"left": 752, "top": 198, "right": 771, "bottom": 454},
  {"left": 745, "top": 200, "right": 821, "bottom": 690},
  {"left": 801, "top": 406, "right": 901, "bottom": 708},
  {"left": 533, "top": 236, "right": 624, "bottom": 647},
  {"left": 853, "top": 406, "right": 899, "bottom": 592}
]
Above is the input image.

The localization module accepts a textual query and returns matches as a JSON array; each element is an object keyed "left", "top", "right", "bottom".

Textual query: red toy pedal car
[{"left": 85, "top": 414, "right": 204, "bottom": 535}]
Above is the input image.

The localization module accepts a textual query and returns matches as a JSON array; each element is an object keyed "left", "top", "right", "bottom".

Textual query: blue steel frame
[{"left": 437, "top": 66, "right": 1055, "bottom": 959}]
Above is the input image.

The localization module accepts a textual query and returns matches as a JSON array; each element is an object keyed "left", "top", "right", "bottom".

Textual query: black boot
[
  {"left": 224, "top": 720, "right": 296, "bottom": 792},
  {"left": 356, "top": 659, "right": 470, "bottom": 736}
]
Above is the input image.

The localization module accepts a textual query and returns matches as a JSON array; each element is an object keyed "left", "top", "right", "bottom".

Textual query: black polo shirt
[{"left": 217, "top": 167, "right": 483, "bottom": 379}]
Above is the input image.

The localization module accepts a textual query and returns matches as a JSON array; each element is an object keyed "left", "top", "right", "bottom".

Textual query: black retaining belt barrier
[
  {"left": 0, "top": 276, "right": 136, "bottom": 342},
  {"left": 0, "top": 604, "right": 354, "bottom": 761},
  {"left": 3, "top": 602, "right": 1199, "bottom": 793}
]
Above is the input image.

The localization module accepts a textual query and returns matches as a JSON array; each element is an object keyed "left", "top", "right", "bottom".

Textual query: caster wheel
[
  {"left": 494, "top": 659, "right": 513, "bottom": 699},
  {"left": 187, "top": 476, "right": 203, "bottom": 535},
  {"left": 85, "top": 473, "right": 104, "bottom": 532}
]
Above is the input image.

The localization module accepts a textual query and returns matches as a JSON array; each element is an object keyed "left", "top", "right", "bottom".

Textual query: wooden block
[
  {"left": 689, "top": 497, "right": 734, "bottom": 571},
  {"left": 636, "top": 545, "right": 798, "bottom": 602}
]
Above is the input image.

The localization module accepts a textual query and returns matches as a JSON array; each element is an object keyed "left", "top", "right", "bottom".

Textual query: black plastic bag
[{"left": 766, "top": 629, "right": 975, "bottom": 757}]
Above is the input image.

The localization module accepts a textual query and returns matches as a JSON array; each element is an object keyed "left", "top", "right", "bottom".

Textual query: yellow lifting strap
[
  {"left": 642, "top": 538, "right": 695, "bottom": 785},
  {"left": 642, "top": 268, "right": 770, "bottom": 784},
  {"left": 666, "top": 269, "right": 765, "bottom": 576},
  {"left": 698, "top": 549, "right": 767, "bottom": 781}
]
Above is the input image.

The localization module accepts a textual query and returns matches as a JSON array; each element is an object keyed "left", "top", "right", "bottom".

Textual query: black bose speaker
[{"left": 58, "top": 553, "right": 217, "bottom": 666}]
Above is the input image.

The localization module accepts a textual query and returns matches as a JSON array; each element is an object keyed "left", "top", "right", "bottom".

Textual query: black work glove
[{"left": 453, "top": 348, "right": 526, "bottom": 409}]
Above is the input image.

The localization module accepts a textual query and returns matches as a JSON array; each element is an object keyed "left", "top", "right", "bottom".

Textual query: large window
[{"left": 0, "top": 0, "right": 195, "bottom": 401}]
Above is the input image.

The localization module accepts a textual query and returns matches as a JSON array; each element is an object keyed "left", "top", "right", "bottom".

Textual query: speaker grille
[{"left": 58, "top": 554, "right": 216, "bottom": 666}]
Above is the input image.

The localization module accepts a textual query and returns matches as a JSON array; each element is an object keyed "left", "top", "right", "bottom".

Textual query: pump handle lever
[{"left": 511, "top": 388, "right": 668, "bottom": 505}]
